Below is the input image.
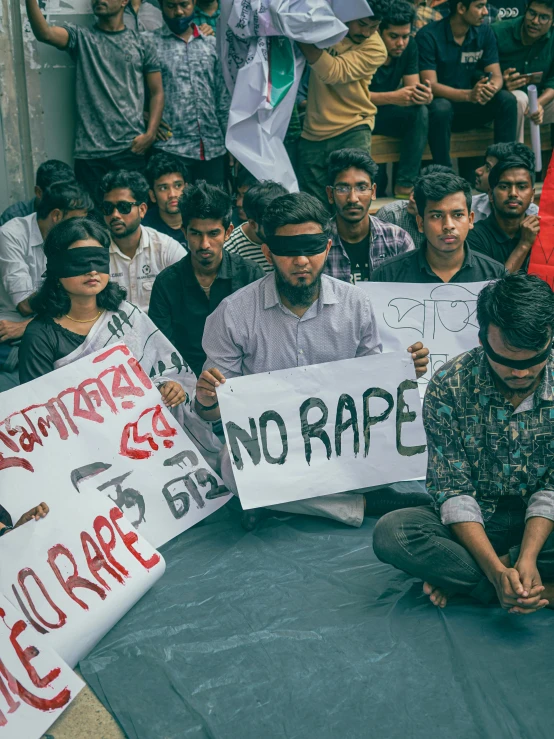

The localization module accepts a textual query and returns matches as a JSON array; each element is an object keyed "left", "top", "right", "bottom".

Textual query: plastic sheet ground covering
[{"left": 80, "top": 503, "right": 554, "bottom": 739}]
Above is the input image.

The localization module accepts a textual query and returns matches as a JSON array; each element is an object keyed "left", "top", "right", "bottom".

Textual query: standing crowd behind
[{"left": 1, "top": 0, "right": 554, "bottom": 616}]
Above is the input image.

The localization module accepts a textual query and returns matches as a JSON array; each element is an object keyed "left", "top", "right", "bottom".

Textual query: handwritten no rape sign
[
  {"left": 0, "top": 494, "right": 165, "bottom": 668},
  {"left": 360, "top": 282, "right": 486, "bottom": 394},
  {"left": 217, "top": 354, "right": 427, "bottom": 510},
  {"left": 0, "top": 344, "right": 230, "bottom": 549},
  {"left": 0, "top": 592, "right": 83, "bottom": 739}
]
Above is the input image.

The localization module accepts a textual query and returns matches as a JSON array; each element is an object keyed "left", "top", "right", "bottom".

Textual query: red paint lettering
[
  {"left": 6, "top": 615, "right": 60, "bottom": 689},
  {"left": 93, "top": 345, "right": 130, "bottom": 363},
  {"left": 18, "top": 569, "right": 66, "bottom": 630},
  {"left": 0, "top": 453, "right": 33, "bottom": 473},
  {"left": 11, "top": 586, "right": 47, "bottom": 634},
  {"left": 128, "top": 357, "right": 153, "bottom": 389},
  {"left": 47, "top": 544, "right": 106, "bottom": 609},
  {"left": 81, "top": 531, "right": 125, "bottom": 589},
  {"left": 93, "top": 516, "right": 129, "bottom": 578},
  {"left": 110, "top": 507, "right": 160, "bottom": 570},
  {"left": 120, "top": 405, "right": 178, "bottom": 460},
  {"left": 0, "top": 658, "right": 70, "bottom": 713}
]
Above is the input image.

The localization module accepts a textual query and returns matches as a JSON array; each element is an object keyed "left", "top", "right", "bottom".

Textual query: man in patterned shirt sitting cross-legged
[{"left": 374, "top": 273, "right": 554, "bottom": 615}]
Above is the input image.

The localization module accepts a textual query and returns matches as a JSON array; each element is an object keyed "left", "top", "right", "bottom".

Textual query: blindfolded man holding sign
[{"left": 195, "top": 192, "right": 431, "bottom": 529}]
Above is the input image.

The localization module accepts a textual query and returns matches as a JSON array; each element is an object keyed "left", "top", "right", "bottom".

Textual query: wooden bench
[{"left": 371, "top": 125, "right": 553, "bottom": 164}]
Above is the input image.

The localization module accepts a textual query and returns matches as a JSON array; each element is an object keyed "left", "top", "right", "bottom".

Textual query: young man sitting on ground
[{"left": 374, "top": 273, "right": 554, "bottom": 614}]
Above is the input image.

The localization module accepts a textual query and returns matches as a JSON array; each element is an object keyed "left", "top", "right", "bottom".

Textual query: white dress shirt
[
  {"left": 109, "top": 225, "right": 186, "bottom": 313},
  {"left": 0, "top": 213, "right": 44, "bottom": 322}
]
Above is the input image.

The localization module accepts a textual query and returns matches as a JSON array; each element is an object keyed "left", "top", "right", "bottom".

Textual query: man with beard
[
  {"left": 25, "top": 0, "right": 164, "bottom": 203},
  {"left": 149, "top": 182, "right": 264, "bottom": 376},
  {"left": 467, "top": 158, "right": 540, "bottom": 272},
  {"left": 100, "top": 170, "right": 185, "bottom": 313},
  {"left": 374, "top": 273, "right": 554, "bottom": 615},
  {"left": 324, "top": 148, "right": 415, "bottom": 284},
  {"left": 195, "top": 192, "right": 431, "bottom": 529}
]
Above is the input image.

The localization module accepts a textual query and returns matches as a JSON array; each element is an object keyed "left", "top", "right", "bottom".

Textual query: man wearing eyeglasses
[
  {"left": 100, "top": 170, "right": 185, "bottom": 313},
  {"left": 324, "top": 148, "right": 416, "bottom": 284},
  {"left": 493, "top": 0, "right": 554, "bottom": 141}
]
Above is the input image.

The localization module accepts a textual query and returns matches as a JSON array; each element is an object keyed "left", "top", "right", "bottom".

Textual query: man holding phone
[
  {"left": 494, "top": 1, "right": 554, "bottom": 141},
  {"left": 370, "top": 1, "right": 433, "bottom": 198}
]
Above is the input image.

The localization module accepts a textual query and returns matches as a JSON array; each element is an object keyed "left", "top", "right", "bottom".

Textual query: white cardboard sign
[
  {"left": 0, "top": 495, "right": 165, "bottom": 667},
  {"left": 0, "top": 592, "right": 83, "bottom": 738},
  {"left": 360, "top": 282, "right": 486, "bottom": 394},
  {"left": 0, "top": 344, "right": 230, "bottom": 549},
  {"left": 217, "top": 354, "right": 427, "bottom": 510}
]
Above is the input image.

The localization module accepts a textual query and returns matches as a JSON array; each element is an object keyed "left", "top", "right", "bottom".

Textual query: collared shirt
[
  {"left": 424, "top": 347, "right": 554, "bottom": 526},
  {"left": 324, "top": 215, "right": 415, "bottom": 284},
  {"left": 370, "top": 38, "right": 419, "bottom": 93},
  {"left": 416, "top": 17, "right": 499, "bottom": 89},
  {"left": 371, "top": 243, "right": 505, "bottom": 283},
  {"left": 466, "top": 212, "right": 522, "bottom": 266},
  {"left": 471, "top": 191, "right": 538, "bottom": 223},
  {"left": 124, "top": 1, "right": 163, "bottom": 32},
  {"left": 0, "top": 198, "right": 35, "bottom": 227},
  {"left": 109, "top": 225, "right": 185, "bottom": 313},
  {"left": 150, "top": 24, "right": 230, "bottom": 161},
  {"left": 142, "top": 206, "right": 188, "bottom": 246},
  {"left": 202, "top": 273, "right": 383, "bottom": 378},
  {"left": 63, "top": 24, "right": 160, "bottom": 158},
  {"left": 224, "top": 224, "right": 272, "bottom": 272},
  {"left": 193, "top": 5, "right": 220, "bottom": 31},
  {"left": 0, "top": 213, "right": 44, "bottom": 322},
  {"left": 493, "top": 17, "right": 554, "bottom": 92},
  {"left": 149, "top": 249, "right": 264, "bottom": 377},
  {"left": 374, "top": 200, "right": 425, "bottom": 248}
]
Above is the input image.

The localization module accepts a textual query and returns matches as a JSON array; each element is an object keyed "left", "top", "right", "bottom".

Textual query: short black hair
[
  {"left": 449, "top": 0, "right": 471, "bottom": 14},
  {"left": 485, "top": 142, "right": 536, "bottom": 171},
  {"left": 263, "top": 192, "right": 331, "bottom": 238},
  {"left": 145, "top": 153, "right": 189, "bottom": 189},
  {"left": 36, "top": 181, "right": 94, "bottom": 220},
  {"left": 180, "top": 181, "right": 233, "bottom": 230},
  {"left": 31, "top": 217, "right": 126, "bottom": 318},
  {"left": 488, "top": 158, "right": 535, "bottom": 190},
  {"left": 477, "top": 273, "right": 554, "bottom": 351},
  {"left": 380, "top": 0, "right": 415, "bottom": 30},
  {"left": 419, "top": 164, "right": 456, "bottom": 178},
  {"left": 36, "top": 160, "right": 76, "bottom": 191},
  {"left": 414, "top": 172, "right": 472, "bottom": 216},
  {"left": 367, "top": 0, "right": 390, "bottom": 20},
  {"left": 526, "top": 0, "right": 554, "bottom": 12},
  {"left": 237, "top": 167, "right": 259, "bottom": 189},
  {"left": 243, "top": 181, "right": 289, "bottom": 224},
  {"left": 99, "top": 170, "right": 150, "bottom": 204},
  {"left": 327, "top": 148, "right": 379, "bottom": 186}
]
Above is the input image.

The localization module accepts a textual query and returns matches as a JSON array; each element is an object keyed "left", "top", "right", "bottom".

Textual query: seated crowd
[{"left": 1, "top": 0, "right": 554, "bottom": 616}]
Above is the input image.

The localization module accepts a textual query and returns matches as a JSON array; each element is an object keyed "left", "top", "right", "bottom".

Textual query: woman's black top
[{"left": 19, "top": 316, "right": 86, "bottom": 383}]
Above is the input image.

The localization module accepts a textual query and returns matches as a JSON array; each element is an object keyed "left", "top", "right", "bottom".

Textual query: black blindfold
[
  {"left": 480, "top": 330, "right": 552, "bottom": 370},
  {"left": 48, "top": 247, "right": 111, "bottom": 279},
  {"left": 266, "top": 233, "right": 329, "bottom": 257}
]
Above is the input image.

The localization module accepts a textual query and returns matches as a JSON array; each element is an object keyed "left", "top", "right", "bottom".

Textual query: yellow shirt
[{"left": 301, "top": 33, "right": 387, "bottom": 142}]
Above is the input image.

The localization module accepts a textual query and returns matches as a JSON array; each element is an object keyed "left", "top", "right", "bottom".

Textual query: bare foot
[{"left": 423, "top": 581, "right": 449, "bottom": 608}]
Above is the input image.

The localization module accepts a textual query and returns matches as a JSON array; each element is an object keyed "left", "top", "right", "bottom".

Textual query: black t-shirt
[
  {"left": 19, "top": 316, "right": 86, "bottom": 384},
  {"left": 466, "top": 212, "right": 523, "bottom": 266},
  {"left": 342, "top": 234, "right": 371, "bottom": 282},
  {"left": 370, "top": 38, "right": 419, "bottom": 93}
]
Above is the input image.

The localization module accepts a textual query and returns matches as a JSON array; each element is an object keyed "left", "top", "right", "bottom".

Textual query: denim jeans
[
  {"left": 373, "top": 499, "right": 554, "bottom": 604},
  {"left": 427, "top": 90, "right": 518, "bottom": 167},
  {"left": 373, "top": 104, "right": 429, "bottom": 188}
]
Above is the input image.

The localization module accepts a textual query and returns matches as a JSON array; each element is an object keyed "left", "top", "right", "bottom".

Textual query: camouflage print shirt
[
  {"left": 149, "top": 25, "right": 230, "bottom": 162},
  {"left": 424, "top": 347, "right": 554, "bottom": 526}
]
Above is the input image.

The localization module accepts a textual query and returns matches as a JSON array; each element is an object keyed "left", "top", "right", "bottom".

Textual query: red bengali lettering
[{"left": 120, "top": 405, "right": 178, "bottom": 460}]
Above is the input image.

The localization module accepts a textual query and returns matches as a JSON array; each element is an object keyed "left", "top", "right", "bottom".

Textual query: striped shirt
[{"left": 224, "top": 224, "right": 272, "bottom": 272}]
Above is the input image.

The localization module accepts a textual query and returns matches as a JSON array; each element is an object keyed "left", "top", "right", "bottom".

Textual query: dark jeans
[
  {"left": 373, "top": 104, "right": 429, "bottom": 188},
  {"left": 173, "top": 155, "right": 226, "bottom": 186},
  {"left": 373, "top": 500, "right": 554, "bottom": 604},
  {"left": 74, "top": 149, "right": 147, "bottom": 206},
  {"left": 427, "top": 90, "right": 518, "bottom": 167}
]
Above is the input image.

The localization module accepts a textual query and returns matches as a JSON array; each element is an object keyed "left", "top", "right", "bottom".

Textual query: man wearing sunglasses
[
  {"left": 100, "top": 170, "right": 185, "bottom": 313},
  {"left": 493, "top": 0, "right": 554, "bottom": 141},
  {"left": 374, "top": 273, "right": 554, "bottom": 615},
  {"left": 324, "top": 148, "right": 415, "bottom": 284}
]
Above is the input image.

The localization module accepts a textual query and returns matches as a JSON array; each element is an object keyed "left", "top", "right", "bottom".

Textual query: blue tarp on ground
[{"left": 80, "top": 504, "right": 554, "bottom": 739}]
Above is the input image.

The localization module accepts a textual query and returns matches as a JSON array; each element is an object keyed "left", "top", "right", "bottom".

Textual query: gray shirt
[
  {"left": 63, "top": 23, "right": 160, "bottom": 158},
  {"left": 374, "top": 200, "right": 425, "bottom": 249},
  {"left": 202, "top": 273, "right": 382, "bottom": 378},
  {"left": 124, "top": 1, "right": 163, "bottom": 32}
]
